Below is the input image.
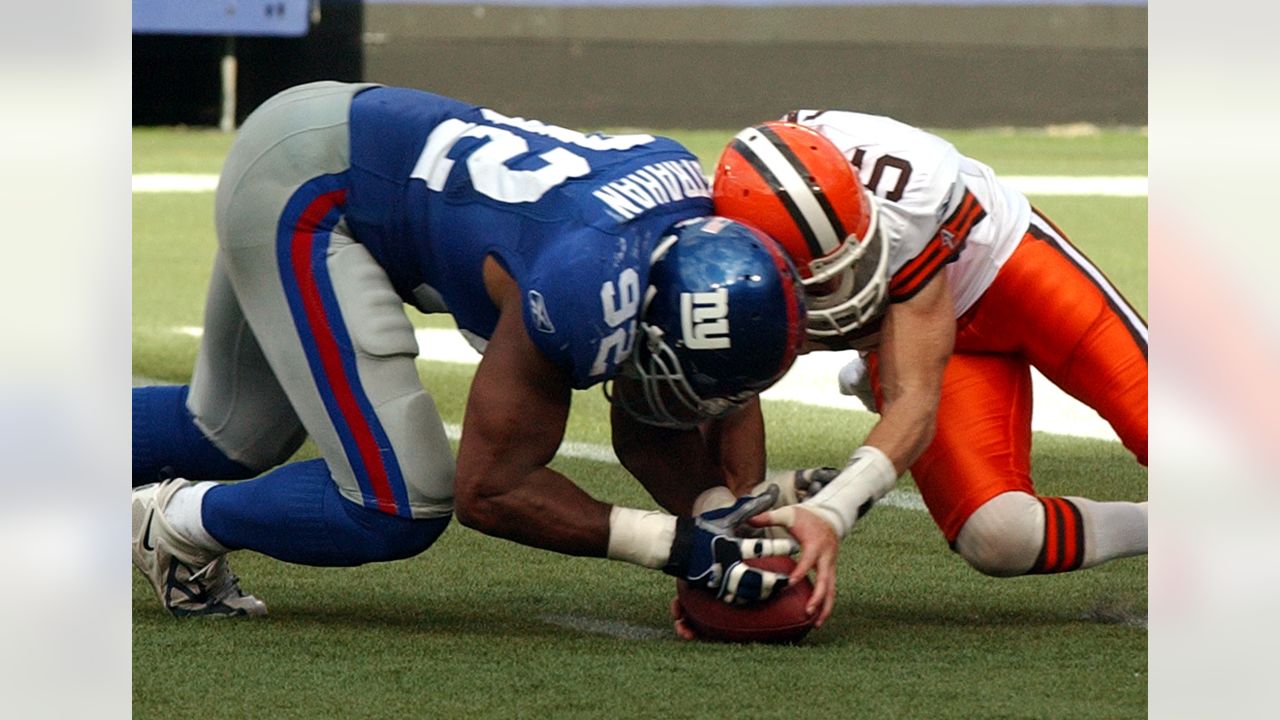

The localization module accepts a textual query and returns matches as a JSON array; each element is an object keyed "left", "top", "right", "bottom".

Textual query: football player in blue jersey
[{"left": 131, "top": 82, "right": 809, "bottom": 617}]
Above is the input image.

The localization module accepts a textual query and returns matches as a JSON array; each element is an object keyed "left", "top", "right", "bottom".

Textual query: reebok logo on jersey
[
  {"left": 680, "top": 288, "right": 730, "bottom": 350},
  {"left": 528, "top": 291, "right": 556, "bottom": 333},
  {"left": 940, "top": 228, "right": 958, "bottom": 250}
]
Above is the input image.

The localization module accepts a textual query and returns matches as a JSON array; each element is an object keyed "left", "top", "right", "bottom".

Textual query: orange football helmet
[{"left": 713, "top": 121, "right": 889, "bottom": 337}]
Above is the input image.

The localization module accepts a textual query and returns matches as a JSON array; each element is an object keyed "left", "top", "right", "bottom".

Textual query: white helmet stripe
[{"left": 734, "top": 127, "right": 844, "bottom": 255}]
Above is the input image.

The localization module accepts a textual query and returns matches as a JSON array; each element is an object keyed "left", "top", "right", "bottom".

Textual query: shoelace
[{"left": 188, "top": 557, "right": 246, "bottom": 600}]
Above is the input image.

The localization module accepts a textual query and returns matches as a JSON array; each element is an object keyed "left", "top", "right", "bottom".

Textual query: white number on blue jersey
[
  {"left": 590, "top": 269, "right": 641, "bottom": 376},
  {"left": 600, "top": 268, "right": 641, "bottom": 326},
  {"left": 412, "top": 115, "right": 656, "bottom": 204},
  {"left": 480, "top": 109, "right": 654, "bottom": 152}
]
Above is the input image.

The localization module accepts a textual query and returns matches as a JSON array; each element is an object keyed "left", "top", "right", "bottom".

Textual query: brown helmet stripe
[
  {"left": 728, "top": 137, "right": 824, "bottom": 259},
  {"left": 756, "top": 123, "right": 851, "bottom": 245},
  {"left": 727, "top": 126, "right": 844, "bottom": 260}
]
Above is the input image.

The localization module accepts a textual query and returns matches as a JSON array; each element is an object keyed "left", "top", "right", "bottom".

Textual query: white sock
[
  {"left": 165, "top": 482, "right": 230, "bottom": 554},
  {"left": 1068, "top": 496, "right": 1147, "bottom": 568}
]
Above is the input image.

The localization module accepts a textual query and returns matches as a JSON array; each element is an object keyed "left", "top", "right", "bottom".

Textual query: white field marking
[
  {"left": 132, "top": 173, "right": 1148, "bottom": 197},
  {"left": 175, "top": 324, "right": 1120, "bottom": 443},
  {"left": 410, "top": 327, "right": 1119, "bottom": 442},
  {"left": 537, "top": 614, "right": 670, "bottom": 640},
  {"left": 133, "top": 174, "right": 219, "bottom": 193},
  {"left": 1001, "top": 175, "right": 1146, "bottom": 197}
]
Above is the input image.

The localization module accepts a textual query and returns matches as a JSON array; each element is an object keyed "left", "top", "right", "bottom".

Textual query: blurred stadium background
[
  {"left": 128, "top": 2, "right": 1152, "bottom": 719},
  {"left": 133, "top": 0, "right": 1146, "bottom": 130}
]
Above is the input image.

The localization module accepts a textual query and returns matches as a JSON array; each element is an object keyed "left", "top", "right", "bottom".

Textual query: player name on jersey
[{"left": 592, "top": 159, "right": 711, "bottom": 220}]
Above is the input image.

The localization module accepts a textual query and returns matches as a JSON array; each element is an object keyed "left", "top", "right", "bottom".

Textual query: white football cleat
[{"left": 132, "top": 479, "right": 267, "bottom": 617}]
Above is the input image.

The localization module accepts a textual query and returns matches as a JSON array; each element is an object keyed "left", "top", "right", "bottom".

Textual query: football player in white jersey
[{"left": 682, "top": 113, "right": 1147, "bottom": 634}]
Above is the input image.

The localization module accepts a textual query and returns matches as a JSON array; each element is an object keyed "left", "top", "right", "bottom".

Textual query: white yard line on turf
[
  {"left": 537, "top": 614, "right": 670, "bottom": 640},
  {"left": 166, "top": 322, "right": 1121, "bottom": 514},
  {"left": 404, "top": 327, "right": 1119, "bottom": 442},
  {"left": 132, "top": 174, "right": 220, "bottom": 193},
  {"left": 135, "top": 173, "right": 1147, "bottom": 197},
  {"left": 1002, "top": 175, "right": 1146, "bottom": 197},
  {"left": 173, "top": 324, "right": 1118, "bottom": 442}
]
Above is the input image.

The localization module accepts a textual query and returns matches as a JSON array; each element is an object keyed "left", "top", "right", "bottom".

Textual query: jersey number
[
  {"left": 851, "top": 149, "right": 913, "bottom": 202},
  {"left": 591, "top": 269, "right": 640, "bottom": 376},
  {"left": 412, "top": 111, "right": 654, "bottom": 203}
]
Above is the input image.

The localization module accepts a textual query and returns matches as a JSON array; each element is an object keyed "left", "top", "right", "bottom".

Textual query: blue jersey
[{"left": 344, "top": 86, "right": 713, "bottom": 388}]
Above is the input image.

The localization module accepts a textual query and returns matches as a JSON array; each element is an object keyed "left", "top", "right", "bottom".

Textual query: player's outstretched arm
[
  {"left": 454, "top": 259, "right": 794, "bottom": 603},
  {"left": 745, "top": 273, "right": 956, "bottom": 622},
  {"left": 769, "top": 274, "right": 955, "bottom": 542},
  {"left": 862, "top": 271, "right": 954, "bottom": 472},
  {"left": 452, "top": 280, "right": 614, "bottom": 556}
]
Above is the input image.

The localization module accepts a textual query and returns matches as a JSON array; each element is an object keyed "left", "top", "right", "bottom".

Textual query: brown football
[{"left": 676, "top": 555, "right": 816, "bottom": 644}]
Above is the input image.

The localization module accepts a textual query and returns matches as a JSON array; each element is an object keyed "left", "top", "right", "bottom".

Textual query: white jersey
[{"left": 787, "top": 110, "right": 1031, "bottom": 318}]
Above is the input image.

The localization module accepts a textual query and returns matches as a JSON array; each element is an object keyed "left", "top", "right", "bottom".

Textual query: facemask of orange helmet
[{"left": 712, "top": 121, "right": 890, "bottom": 338}]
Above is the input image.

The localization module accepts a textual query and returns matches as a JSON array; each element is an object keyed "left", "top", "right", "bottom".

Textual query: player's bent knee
[
  {"left": 953, "top": 491, "right": 1044, "bottom": 577},
  {"left": 337, "top": 496, "right": 451, "bottom": 564},
  {"left": 381, "top": 391, "right": 456, "bottom": 516}
]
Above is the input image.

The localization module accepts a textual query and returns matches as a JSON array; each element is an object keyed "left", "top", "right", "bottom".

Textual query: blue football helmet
[{"left": 608, "top": 216, "right": 807, "bottom": 428}]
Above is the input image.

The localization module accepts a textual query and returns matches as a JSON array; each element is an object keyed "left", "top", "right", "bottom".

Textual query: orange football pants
[{"left": 869, "top": 211, "right": 1147, "bottom": 542}]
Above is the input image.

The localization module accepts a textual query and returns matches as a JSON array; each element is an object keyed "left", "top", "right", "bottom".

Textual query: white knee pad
[
  {"left": 953, "top": 491, "right": 1044, "bottom": 577},
  {"left": 367, "top": 389, "right": 456, "bottom": 519}
]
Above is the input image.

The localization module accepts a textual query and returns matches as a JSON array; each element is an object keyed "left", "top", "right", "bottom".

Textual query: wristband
[
  {"left": 799, "top": 445, "right": 897, "bottom": 538},
  {"left": 606, "top": 506, "right": 677, "bottom": 570}
]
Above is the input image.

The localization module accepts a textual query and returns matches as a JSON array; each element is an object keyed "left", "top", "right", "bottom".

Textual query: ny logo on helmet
[{"left": 680, "top": 289, "right": 730, "bottom": 349}]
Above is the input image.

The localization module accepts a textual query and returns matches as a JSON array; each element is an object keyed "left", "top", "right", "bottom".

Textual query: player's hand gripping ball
[{"left": 675, "top": 555, "right": 817, "bottom": 643}]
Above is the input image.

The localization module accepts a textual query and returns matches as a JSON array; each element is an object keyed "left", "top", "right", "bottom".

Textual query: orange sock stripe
[
  {"left": 1032, "top": 498, "right": 1086, "bottom": 574},
  {"left": 1033, "top": 497, "right": 1059, "bottom": 573}
]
